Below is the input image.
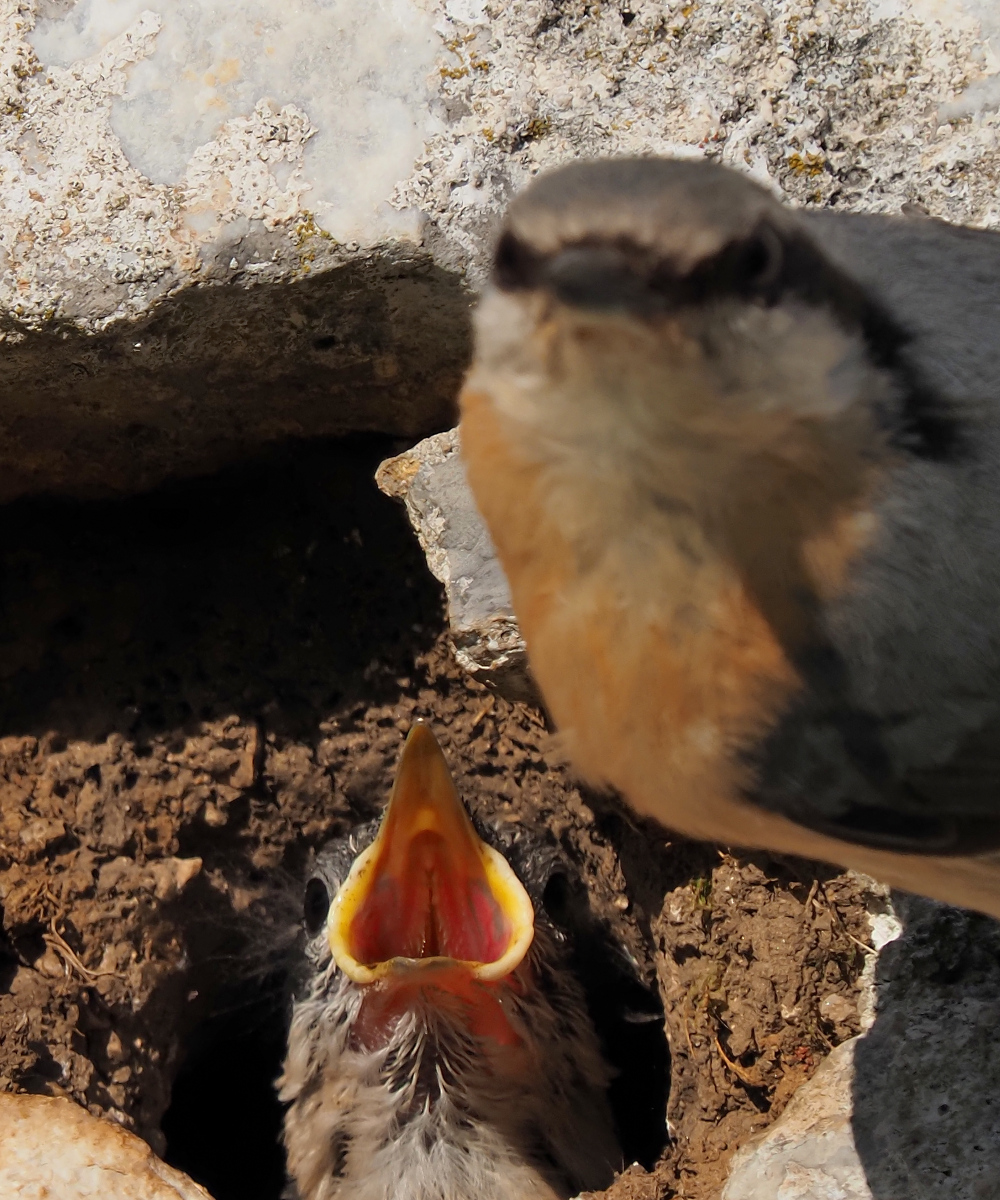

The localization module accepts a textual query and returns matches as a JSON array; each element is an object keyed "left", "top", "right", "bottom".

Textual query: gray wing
[
  {"left": 802, "top": 209, "right": 1000, "bottom": 404},
  {"left": 750, "top": 210, "right": 1000, "bottom": 853}
]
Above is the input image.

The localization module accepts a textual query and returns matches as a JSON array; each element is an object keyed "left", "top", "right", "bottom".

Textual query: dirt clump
[{"left": 652, "top": 855, "right": 870, "bottom": 1198}]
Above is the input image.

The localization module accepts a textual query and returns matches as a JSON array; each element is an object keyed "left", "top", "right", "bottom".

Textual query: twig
[
  {"left": 817, "top": 882, "right": 874, "bottom": 955},
  {"left": 814, "top": 1024, "right": 835, "bottom": 1052},
  {"left": 44, "top": 919, "right": 124, "bottom": 981},
  {"left": 844, "top": 930, "right": 877, "bottom": 956},
  {"left": 714, "top": 1036, "right": 765, "bottom": 1088},
  {"left": 470, "top": 694, "right": 495, "bottom": 729},
  {"left": 682, "top": 1011, "right": 695, "bottom": 1060}
]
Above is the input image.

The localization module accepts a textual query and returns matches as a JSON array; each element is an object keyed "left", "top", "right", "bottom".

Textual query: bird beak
[{"left": 327, "top": 722, "right": 535, "bottom": 986}]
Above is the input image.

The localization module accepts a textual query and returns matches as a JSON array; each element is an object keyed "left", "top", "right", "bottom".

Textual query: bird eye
[
  {"left": 735, "top": 225, "right": 784, "bottom": 293},
  {"left": 304, "top": 877, "right": 331, "bottom": 936},
  {"left": 541, "top": 871, "right": 571, "bottom": 923},
  {"left": 493, "top": 231, "right": 542, "bottom": 290}
]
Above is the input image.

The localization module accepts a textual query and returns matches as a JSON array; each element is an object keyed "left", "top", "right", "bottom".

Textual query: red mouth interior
[
  {"left": 346, "top": 724, "right": 516, "bottom": 969},
  {"left": 349, "top": 828, "right": 511, "bottom": 966}
]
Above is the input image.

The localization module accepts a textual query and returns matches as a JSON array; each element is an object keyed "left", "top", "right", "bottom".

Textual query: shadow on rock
[
  {"left": 0, "top": 434, "right": 443, "bottom": 744},
  {"left": 0, "top": 254, "right": 471, "bottom": 505},
  {"left": 852, "top": 894, "right": 1000, "bottom": 1199}
]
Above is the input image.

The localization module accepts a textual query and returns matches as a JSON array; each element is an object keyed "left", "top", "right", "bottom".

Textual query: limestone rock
[
  {"left": 0, "top": 1092, "right": 214, "bottom": 1199},
  {"left": 376, "top": 430, "right": 536, "bottom": 700},
  {"left": 1, "top": 0, "right": 999, "bottom": 500}
]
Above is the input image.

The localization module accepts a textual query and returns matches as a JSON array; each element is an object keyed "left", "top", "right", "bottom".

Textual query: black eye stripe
[
  {"left": 492, "top": 224, "right": 961, "bottom": 462},
  {"left": 732, "top": 225, "right": 785, "bottom": 289},
  {"left": 493, "top": 224, "right": 792, "bottom": 306}
]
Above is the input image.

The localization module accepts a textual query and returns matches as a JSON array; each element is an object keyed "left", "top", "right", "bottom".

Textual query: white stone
[
  {"left": 0, "top": 1092, "right": 214, "bottom": 1199},
  {"left": 939, "top": 74, "right": 1000, "bottom": 123},
  {"left": 722, "top": 1040, "right": 871, "bottom": 1200},
  {"left": 29, "top": 0, "right": 439, "bottom": 241}
]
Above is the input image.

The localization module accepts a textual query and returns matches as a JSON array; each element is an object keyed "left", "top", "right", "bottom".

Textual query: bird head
[
  {"left": 470, "top": 157, "right": 944, "bottom": 516},
  {"left": 281, "top": 722, "right": 621, "bottom": 1200}
]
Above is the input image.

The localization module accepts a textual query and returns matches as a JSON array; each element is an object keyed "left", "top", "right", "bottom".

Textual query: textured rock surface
[
  {"left": 0, "top": 1092, "right": 214, "bottom": 1199},
  {"left": 722, "top": 893, "right": 1000, "bottom": 1199},
  {"left": 376, "top": 429, "right": 535, "bottom": 699},
  {"left": 2, "top": 0, "right": 1000, "bottom": 1194},
  {"left": 2, "top": 0, "right": 999, "bottom": 499}
]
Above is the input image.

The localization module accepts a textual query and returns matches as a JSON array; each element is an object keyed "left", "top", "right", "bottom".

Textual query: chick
[
  {"left": 460, "top": 157, "right": 1000, "bottom": 917},
  {"left": 279, "top": 723, "right": 621, "bottom": 1200}
]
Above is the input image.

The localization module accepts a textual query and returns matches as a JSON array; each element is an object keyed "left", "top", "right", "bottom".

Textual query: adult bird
[
  {"left": 279, "top": 722, "right": 621, "bottom": 1200},
  {"left": 459, "top": 157, "right": 1000, "bottom": 918}
]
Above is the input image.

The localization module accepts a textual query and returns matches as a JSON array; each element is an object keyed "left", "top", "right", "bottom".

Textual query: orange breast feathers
[
  {"left": 459, "top": 385, "right": 804, "bottom": 841},
  {"left": 459, "top": 385, "right": 1000, "bottom": 918}
]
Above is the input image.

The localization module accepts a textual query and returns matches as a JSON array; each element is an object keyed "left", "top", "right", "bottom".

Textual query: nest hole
[
  {"left": 542, "top": 871, "right": 670, "bottom": 1170},
  {"left": 162, "top": 983, "right": 289, "bottom": 1200},
  {"left": 160, "top": 920, "right": 669, "bottom": 1200}
]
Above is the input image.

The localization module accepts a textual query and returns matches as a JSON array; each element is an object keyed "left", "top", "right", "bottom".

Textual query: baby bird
[
  {"left": 460, "top": 156, "right": 1000, "bottom": 917},
  {"left": 279, "top": 722, "right": 621, "bottom": 1200}
]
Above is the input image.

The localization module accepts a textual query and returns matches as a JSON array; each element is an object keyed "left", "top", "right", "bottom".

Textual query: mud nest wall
[{"left": 0, "top": 433, "right": 873, "bottom": 1199}]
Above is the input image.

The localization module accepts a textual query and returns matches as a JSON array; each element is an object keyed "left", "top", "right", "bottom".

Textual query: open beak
[{"left": 328, "top": 722, "right": 535, "bottom": 986}]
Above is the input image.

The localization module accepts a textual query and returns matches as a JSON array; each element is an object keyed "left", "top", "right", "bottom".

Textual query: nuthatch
[
  {"left": 460, "top": 157, "right": 1000, "bottom": 918},
  {"left": 280, "top": 723, "right": 620, "bottom": 1200}
]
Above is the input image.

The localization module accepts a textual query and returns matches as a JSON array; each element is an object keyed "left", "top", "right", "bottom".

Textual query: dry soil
[{"left": 0, "top": 437, "right": 871, "bottom": 1199}]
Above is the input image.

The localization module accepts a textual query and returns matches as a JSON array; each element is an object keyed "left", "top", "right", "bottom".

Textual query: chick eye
[
  {"left": 541, "top": 871, "right": 571, "bottom": 923},
  {"left": 304, "top": 878, "right": 331, "bottom": 936}
]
